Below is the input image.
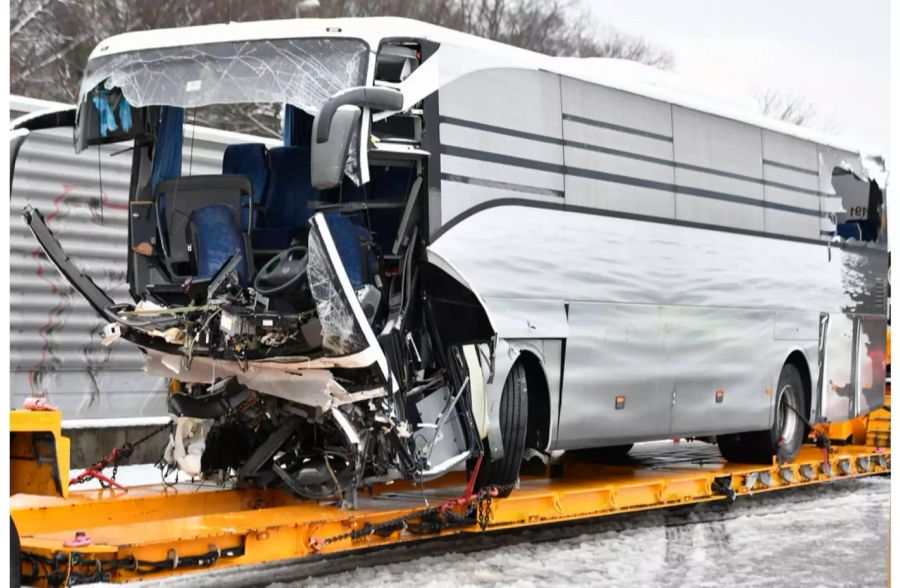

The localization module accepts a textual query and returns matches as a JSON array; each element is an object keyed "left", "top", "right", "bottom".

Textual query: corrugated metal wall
[{"left": 10, "top": 96, "right": 278, "bottom": 419}]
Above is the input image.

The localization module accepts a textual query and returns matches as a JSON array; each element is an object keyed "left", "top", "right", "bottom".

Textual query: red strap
[
  {"left": 23, "top": 397, "right": 59, "bottom": 411},
  {"left": 463, "top": 454, "right": 483, "bottom": 500},
  {"left": 69, "top": 448, "right": 127, "bottom": 490}
]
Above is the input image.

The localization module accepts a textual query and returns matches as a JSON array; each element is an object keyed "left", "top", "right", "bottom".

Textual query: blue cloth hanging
[
  {"left": 283, "top": 104, "right": 296, "bottom": 146},
  {"left": 91, "top": 90, "right": 133, "bottom": 137},
  {"left": 151, "top": 107, "right": 184, "bottom": 193},
  {"left": 283, "top": 104, "right": 313, "bottom": 147},
  {"left": 92, "top": 92, "right": 118, "bottom": 137},
  {"left": 118, "top": 100, "right": 132, "bottom": 133}
]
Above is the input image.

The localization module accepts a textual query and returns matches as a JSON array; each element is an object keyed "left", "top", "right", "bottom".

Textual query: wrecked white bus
[{"left": 11, "top": 17, "right": 888, "bottom": 504}]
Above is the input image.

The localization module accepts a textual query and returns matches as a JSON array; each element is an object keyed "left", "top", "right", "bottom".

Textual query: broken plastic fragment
[
  {"left": 134, "top": 299, "right": 165, "bottom": 313},
  {"left": 163, "top": 416, "right": 212, "bottom": 477},
  {"left": 143, "top": 349, "right": 386, "bottom": 409},
  {"left": 146, "top": 326, "right": 185, "bottom": 344},
  {"left": 101, "top": 323, "right": 122, "bottom": 346}
]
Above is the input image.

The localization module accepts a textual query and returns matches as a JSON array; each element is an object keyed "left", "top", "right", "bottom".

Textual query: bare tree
[
  {"left": 753, "top": 88, "right": 841, "bottom": 134},
  {"left": 580, "top": 25, "right": 673, "bottom": 69}
]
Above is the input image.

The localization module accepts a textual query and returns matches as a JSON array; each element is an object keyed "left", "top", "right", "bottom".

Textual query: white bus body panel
[{"left": 426, "top": 65, "right": 886, "bottom": 450}]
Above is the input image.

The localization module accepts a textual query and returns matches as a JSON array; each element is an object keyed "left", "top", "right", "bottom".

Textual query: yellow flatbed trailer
[{"left": 11, "top": 411, "right": 890, "bottom": 586}]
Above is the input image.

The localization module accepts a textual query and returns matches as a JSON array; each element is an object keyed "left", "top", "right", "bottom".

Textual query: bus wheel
[
  {"left": 566, "top": 444, "right": 635, "bottom": 464},
  {"left": 718, "top": 363, "right": 806, "bottom": 464},
  {"left": 11, "top": 518, "right": 21, "bottom": 588},
  {"left": 471, "top": 362, "right": 528, "bottom": 497}
]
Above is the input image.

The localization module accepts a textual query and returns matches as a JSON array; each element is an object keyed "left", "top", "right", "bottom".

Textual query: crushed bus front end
[{"left": 13, "top": 26, "right": 496, "bottom": 507}]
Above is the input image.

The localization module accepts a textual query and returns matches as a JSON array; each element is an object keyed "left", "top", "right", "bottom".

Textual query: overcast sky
[{"left": 586, "top": 0, "right": 890, "bottom": 158}]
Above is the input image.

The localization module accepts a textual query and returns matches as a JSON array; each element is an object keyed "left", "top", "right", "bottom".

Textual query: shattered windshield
[{"left": 78, "top": 37, "right": 369, "bottom": 131}]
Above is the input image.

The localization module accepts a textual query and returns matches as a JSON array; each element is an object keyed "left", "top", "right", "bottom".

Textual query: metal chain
[
  {"left": 72, "top": 422, "right": 172, "bottom": 486},
  {"left": 475, "top": 483, "right": 515, "bottom": 530},
  {"left": 476, "top": 489, "right": 493, "bottom": 530}
]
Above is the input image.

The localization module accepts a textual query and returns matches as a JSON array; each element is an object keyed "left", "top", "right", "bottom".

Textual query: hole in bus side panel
[{"left": 831, "top": 166, "right": 884, "bottom": 243}]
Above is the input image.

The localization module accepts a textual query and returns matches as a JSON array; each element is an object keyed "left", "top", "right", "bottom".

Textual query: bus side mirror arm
[
  {"left": 314, "top": 86, "right": 403, "bottom": 144},
  {"left": 310, "top": 106, "right": 362, "bottom": 189},
  {"left": 310, "top": 87, "right": 403, "bottom": 189}
]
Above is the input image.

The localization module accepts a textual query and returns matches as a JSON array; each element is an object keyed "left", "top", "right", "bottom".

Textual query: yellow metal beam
[{"left": 10, "top": 410, "right": 70, "bottom": 499}]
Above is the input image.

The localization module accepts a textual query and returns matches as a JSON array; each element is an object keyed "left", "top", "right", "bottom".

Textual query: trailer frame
[{"left": 11, "top": 429, "right": 890, "bottom": 586}]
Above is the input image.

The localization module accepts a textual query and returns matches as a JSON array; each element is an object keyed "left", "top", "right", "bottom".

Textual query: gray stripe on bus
[
  {"left": 441, "top": 116, "right": 822, "bottom": 198},
  {"left": 431, "top": 192, "right": 828, "bottom": 247},
  {"left": 441, "top": 145, "right": 824, "bottom": 218},
  {"left": 763, "top": 158, "right": 820, "bottom": 176},
  {"left": 440, "top": 173, "right": 564, "bottom": 198},
  {"left": 562, "top": 113, "right": 674, "bottom": 142}
]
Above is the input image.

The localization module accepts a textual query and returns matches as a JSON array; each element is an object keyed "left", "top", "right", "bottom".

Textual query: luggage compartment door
[{"left": 817, "top": 312, "right": 886, "bottom": 422}]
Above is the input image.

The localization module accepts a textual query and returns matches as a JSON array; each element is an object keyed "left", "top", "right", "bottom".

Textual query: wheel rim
[{"left": 777, "top": 384, "right": 799, "bottom": 446}]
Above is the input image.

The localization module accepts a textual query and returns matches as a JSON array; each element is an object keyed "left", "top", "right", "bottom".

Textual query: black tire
[
  {"left": 718, "top": 363, "right": 806, "bottom": 464},
  {"left": 11, "top": 518, "right": 21, "bottom": 588},
  {"left": 566, "top": 443, "right": 635, "bottom": 464},
  {"left": 472, "top": 362, "right": 528, "bottom": 497}
]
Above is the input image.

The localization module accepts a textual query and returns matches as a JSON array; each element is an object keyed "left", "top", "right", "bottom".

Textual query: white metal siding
[{"left": 10, "top": 96, "right": 276, "bottom": 418}]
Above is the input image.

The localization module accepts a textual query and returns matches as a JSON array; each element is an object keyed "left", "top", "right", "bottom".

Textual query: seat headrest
[
  {"left": 263, "top": 147, "right": 318, "bottom": 229},
  {"left": 268, "top": 145, "right": 310, "bottom": 168},
  {"left": 155, "top": 174, "right": 252, "bottom": 197},
  {"left": 222, "top": 143, "right": 269, "bottom": 203}
]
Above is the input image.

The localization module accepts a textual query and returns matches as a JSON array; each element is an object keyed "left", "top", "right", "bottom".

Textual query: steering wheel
[{"left": 253, "top": 245, "right": 309, "bottom": 296}]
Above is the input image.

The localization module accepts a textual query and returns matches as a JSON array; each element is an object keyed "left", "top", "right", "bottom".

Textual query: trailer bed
[{"left": 12, "top": 441, "right": 890, "bottom": 585}]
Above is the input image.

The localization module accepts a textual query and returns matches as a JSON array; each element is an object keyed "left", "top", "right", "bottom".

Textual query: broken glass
[
  {"left": 80, "top": 38, "right": 368, "bottom": 113},
  {"left": 77, "top": 37, "right": 370, "bottom": 182},
  {"left": 307, "top": 225, "right": 368, "bottom": 356}
]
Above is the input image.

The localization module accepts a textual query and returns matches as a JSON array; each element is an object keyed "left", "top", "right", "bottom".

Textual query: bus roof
[{"left": 87, "top": 17, "right": 875, "bottom": 158}]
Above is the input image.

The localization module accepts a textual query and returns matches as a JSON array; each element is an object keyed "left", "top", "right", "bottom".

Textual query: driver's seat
[
  {"left": 145, "top": 203, "right": 251, "bottom": 305},
  {"left": 189, "top": 204, "right": 251, "bottom": 285}
]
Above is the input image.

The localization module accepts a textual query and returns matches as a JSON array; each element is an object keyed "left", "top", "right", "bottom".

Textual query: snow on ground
[{"left": 281, "top": 476, "right": 889, "bottom": 588}]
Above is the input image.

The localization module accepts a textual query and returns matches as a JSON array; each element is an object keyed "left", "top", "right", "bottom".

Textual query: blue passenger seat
[
  {"left": 190, "top": 204, "right": 251, "bottom": 285},
  {"left": 323, "top": 212, "right": 376, "bottom": 290},
  {"left": 154, "top": 175, "right": 250, "bottom": 276},
  {"left": 328, "top": 166, "right": 415, "bottom": 253},
  {"left": 222, "top": 143, "right": 269, "bottom": 231},
  {"left": 254, "top": 146, "right": 320, "bottom": 251},
  {"left": 836, "top": 221, "right": 863, "bottom": 241}
]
